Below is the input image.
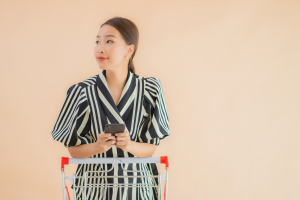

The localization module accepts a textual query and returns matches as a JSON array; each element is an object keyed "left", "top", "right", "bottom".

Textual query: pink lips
[{"left": 97, "top": 56, "right": 108, "bottom": 61}]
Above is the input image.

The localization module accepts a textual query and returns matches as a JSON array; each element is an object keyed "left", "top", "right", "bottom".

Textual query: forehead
[{"left": 96, "top": 25, "right": 120, "bottom": 38}]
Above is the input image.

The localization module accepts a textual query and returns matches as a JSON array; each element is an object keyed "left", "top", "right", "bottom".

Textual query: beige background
[{"left": 0, "top": 0, "right": 299, "bottom": 199}]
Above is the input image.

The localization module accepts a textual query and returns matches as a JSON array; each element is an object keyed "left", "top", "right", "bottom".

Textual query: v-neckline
[
  {"left": 95, "top": 68, "right": 137, "bottom": 124},
  {"left": 106, "top": 83, "right": 123, "bottom": 107},
  {"left": 102, "top": 69, "right": 130, "bottom": 107}
]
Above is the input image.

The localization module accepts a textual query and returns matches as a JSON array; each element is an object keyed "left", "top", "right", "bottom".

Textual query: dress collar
[{"left": 95, "top": 68, "right": 137, "bottom": 124}]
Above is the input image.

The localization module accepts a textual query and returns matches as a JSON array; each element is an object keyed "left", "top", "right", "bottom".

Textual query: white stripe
[
  {"left": 97, "top": 87, "right": 124, "bottom": 123},
  {"left": 117, "top": 71, "right": 133, "bottom": 105},
  {"left": 120, "top": 87, "right": 136, "bottom": 115},
  {"left": 86, "top": 86, "right": 98, "bottom": 140}
]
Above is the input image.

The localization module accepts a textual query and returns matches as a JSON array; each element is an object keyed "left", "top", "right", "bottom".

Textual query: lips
[{"left": 98, "top": 56, "right": 108, "bottom": 59}]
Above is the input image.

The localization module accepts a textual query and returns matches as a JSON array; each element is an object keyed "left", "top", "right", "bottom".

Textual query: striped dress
[{"left": 51, "top": 69, "right": 170, "bottom": 200}]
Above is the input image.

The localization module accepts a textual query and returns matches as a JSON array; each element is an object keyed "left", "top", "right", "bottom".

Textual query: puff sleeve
[
  {"left": 51, "top": 84, "right": 92, "bottom": 148},
  {"left": 140, "top": 77, "right": 170, "bottom": 146}
]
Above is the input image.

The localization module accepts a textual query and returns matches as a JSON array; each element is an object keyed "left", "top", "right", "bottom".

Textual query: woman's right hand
[{"left": 95, "top": 131, "right": 116, "bottom": 153}]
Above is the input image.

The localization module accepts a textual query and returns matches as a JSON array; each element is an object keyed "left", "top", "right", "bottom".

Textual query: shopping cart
[{"left": 61, "top": 156, "right": 169, "bottom": 200}]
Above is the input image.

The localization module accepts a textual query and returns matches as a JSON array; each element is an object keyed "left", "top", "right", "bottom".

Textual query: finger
[
  {"left": 116, "top": 141, "right": 126, "bottom": 146},
  {"left": 105, "top": 138, "right": 116, "bottom": 144},
  {"left": 104, "top": 137, "right": 115, "bottom": 142},
  {"left": 116, "top": 135, "right": 128, "bottom": 141},
  {"left": 107, "top": 141, "right": 116, "bottom": 146},
  {"left": 118, "top": 131, "right": 130, "bottom": 136},
  {"left": 99, "top": 133, "right": 111, "bottom": 138},
  {"left": 109, "top": 135, "right": 116, "bottom": 140},
  {"left": 105, "top": 140, "right": 116, "bottom": 145},
  {"left": 115, "top": 132, "right": 126, "bottom": 137}
]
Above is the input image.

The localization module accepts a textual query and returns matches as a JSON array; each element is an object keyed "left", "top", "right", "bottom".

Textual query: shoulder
[
  {"left": 145, "top": 77, "right": 162, "bottom": 94},
  {"left": 65, "top": 74, "right": 98, "bottom": 97},
  {"left": 77, "top": 74, "right": 98, "bottom": 88},
  {"left": 143, "top": 76, "right": 164, "bottom": 106}
]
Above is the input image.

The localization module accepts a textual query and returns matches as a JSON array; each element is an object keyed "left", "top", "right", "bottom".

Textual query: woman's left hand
[{"left": 115, "top": 130, "right": 132, "bottom": 152}]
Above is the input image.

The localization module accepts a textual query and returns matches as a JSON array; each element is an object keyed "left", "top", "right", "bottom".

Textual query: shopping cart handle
[
  {"left": 160, "top": 156, "right": 169, "bottom": 168},
  {"left": 61, "top": 157, "right": 69, "bottom": 170},
  {"left": 61, "top": 156, "right": 169, "bottom": 170}
]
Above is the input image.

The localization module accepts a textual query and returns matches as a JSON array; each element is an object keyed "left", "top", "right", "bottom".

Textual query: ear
[{"left": 127, "top": 44, "right": 135, "bottom": 56}]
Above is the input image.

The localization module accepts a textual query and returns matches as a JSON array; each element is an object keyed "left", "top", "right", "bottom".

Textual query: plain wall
[{"left": 0, "top": 0, "right": 299, "bottom": 199}]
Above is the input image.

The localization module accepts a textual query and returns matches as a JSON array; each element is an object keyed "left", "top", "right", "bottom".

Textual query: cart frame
[{"left": 60, "top": 156, "right": 169, "bottom": 200}]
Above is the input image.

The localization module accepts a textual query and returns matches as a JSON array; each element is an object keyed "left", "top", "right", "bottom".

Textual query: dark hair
[{"left": 101, "top": 17, "right": 139, "bottom": 74}]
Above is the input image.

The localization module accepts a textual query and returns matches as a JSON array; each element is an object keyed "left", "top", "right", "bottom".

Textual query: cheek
[{"left": 108, "top": 46, "right": 125, "bottom": 61}]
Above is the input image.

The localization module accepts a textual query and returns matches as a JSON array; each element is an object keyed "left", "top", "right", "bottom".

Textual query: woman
[{"left": 51, "top": 17, "right": 170, "bottom": 200}]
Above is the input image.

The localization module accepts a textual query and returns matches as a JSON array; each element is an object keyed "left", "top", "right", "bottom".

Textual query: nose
[{"left": 95, "top": 42, "right": 105, "bottom": 54}]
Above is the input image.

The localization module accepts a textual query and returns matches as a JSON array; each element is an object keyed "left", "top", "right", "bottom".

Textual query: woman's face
[{"left": 94, "top": 24, "right": 134, "bottom": 71}]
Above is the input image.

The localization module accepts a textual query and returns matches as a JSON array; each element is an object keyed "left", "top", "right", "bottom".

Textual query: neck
[{"left": 105, "top": 68, "right": 128, "bottom": 88}]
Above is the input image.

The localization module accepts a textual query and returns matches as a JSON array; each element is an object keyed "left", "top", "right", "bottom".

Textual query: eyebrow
[{"left": 96, "top": 35, "right": 116, "bottom": 38}]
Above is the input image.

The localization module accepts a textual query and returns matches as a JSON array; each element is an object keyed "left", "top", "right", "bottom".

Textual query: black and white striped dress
[{"left": 51, "top": 69, "right": 170, "bottom": 200}]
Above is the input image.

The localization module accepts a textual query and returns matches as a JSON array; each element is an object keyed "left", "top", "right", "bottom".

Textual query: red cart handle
[
  {"left": 61, "top": 157, "right": 69, "bottom": 170},
  {"left": 160, "top": 156, "right": 169, "bottom": 169}
]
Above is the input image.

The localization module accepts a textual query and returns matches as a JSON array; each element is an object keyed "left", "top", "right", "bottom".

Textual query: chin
[{"left": 98, "top": 65, "right": 109, "bottom": 70}]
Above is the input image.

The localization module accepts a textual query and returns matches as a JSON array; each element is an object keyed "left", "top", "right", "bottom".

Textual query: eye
[{"left": 95, "top": 40, "right": 113, "bottom": 44}]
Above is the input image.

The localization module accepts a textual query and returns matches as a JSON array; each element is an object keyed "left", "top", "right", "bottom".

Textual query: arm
[
  {"left": 127, "top": 141, "right": 157, "bottom": 158},
  {"left": 115, "top": 132, "right": 157, "bottom": 157},
  {"left": 68, "top": 133, "right": 116, "bottom": 158},
  {"left": 68, "top": 143, "right": 99, "bottom": 159}
]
